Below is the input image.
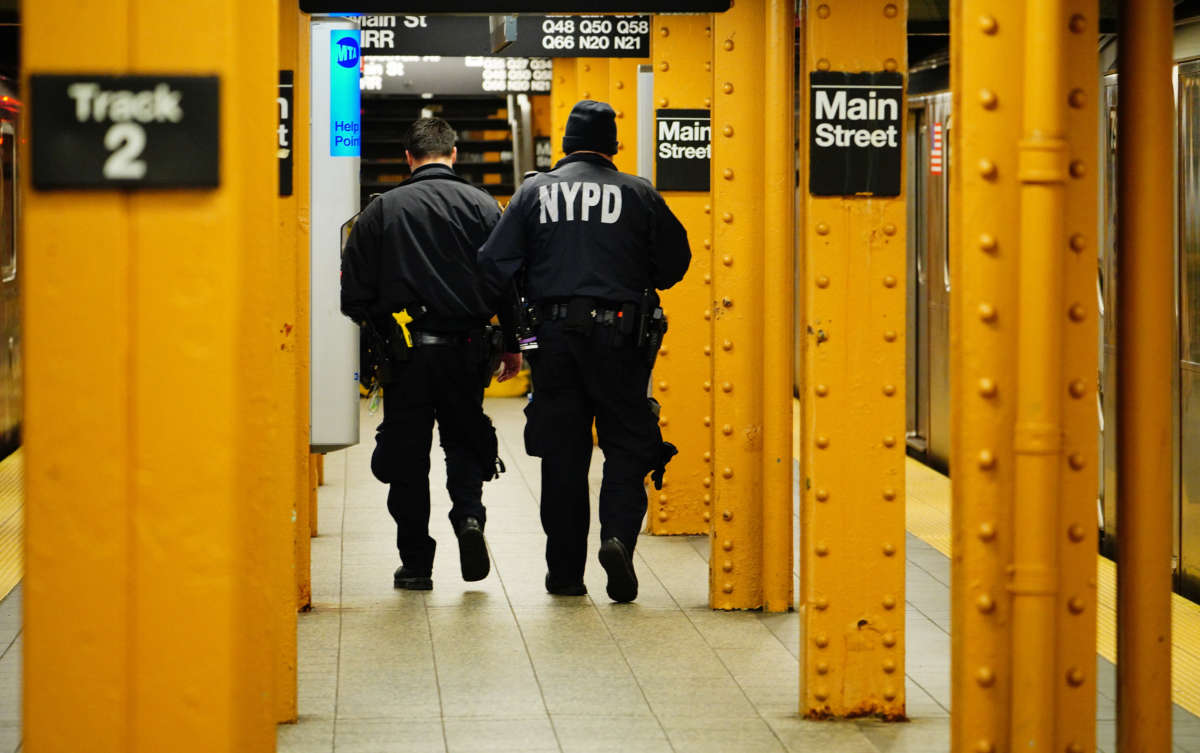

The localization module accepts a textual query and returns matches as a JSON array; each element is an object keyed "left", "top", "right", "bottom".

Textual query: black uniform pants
[
  {"left": 371, "top": 340, "right": 491, "bottom": 574},
  {"left": 523, "top": 320, "right": 663, "bottom": 584}
]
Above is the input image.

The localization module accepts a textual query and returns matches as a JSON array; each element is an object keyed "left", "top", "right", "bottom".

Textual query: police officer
[
  {"left": 477, "top": 100, "right": 691, "bottom": 603},
  {"left": 341, "top": 117, "right": 521, "bottom": 591}
]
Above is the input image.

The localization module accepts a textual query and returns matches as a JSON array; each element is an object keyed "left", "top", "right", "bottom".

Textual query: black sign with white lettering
[
  {"left": 360, "top": 15, "right": 650, "bottom": 58},
  {"left": 278, "top": 70, "right": 294, "bottom": 197},
  {"left": 535, "top": 138, "right": 552, "bottom": 170},
  {"left": 304, "top": 0, "right": 727, "bottom": 12},
  {"left": 655, "top": 109, "right": 710, "bottom": 192},
  {"left": 361, "top": 56, "right": 552, "bottom": 96},
  {"left": 31, "top": 74, "right": 219, "bottom": 190},
  {"left": 809, "top": 71, "right": 903, "bottom": 197}
]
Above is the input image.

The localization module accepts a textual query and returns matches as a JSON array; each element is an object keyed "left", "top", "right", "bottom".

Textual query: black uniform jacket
[
  {"left": 341, "top": 163, "right": 502, "bottom": 332},
  {"left": 477, "top": 153, "right": 691, "bottom": 307}
]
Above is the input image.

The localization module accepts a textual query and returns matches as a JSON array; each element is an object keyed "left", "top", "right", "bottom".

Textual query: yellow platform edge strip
[
  {"left": 905, "top": 454, "right": 1200, "bottom": 717},
  {"left": 0, "top": 447, "right": 23, "bottom": 603},
  {"left": 792, "top": 400, "right": 1200, "bottom": 716}
]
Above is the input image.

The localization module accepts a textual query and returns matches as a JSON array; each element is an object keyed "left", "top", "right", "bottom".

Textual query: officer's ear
[
  {"left": 450, "top": 146, "right": 458, "bottom": 165},
  {"left": 405, "top": 150, "right": 415, "bottom": 169}
]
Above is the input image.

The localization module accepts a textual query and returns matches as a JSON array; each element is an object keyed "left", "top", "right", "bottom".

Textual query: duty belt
[
  {"left": 541, "top": 302, "right": 622, "bottom": 325},
  {"left": 412, "top": 330, "right": 476, "bottom": 346}
]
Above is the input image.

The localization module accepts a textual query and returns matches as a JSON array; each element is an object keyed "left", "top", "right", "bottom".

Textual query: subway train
[
  {"left": 0, "top": 77, "right": 19, "bottom": 463},
  {"left": 900, "top": 22, "right": 1200, "bottom": 601}
]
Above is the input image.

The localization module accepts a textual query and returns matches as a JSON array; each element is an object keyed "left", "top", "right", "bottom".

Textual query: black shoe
[
  {"left": 598, "top": 537, "right": 638, "bottom": 603},
  {"left": 456, "top": 517, "right": 491, "bottom": 582},
  {"left": 393, "top": 566, "right": 433, "bottom": 590},
  {"left": 545, "top": 573, "right": 588, "bottom": 596}
]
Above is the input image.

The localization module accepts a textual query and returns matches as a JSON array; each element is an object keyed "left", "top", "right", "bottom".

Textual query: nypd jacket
[
  {"left": 341, "top": 163, "right": 501, "bottom": 332},
  {"left": 477, "top": 153, "right": 691, "bottom": 308}
]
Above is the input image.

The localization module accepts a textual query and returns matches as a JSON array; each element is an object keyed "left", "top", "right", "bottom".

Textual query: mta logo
[{"left": 335, "top": 37, "right": 360, "bottom": 68}]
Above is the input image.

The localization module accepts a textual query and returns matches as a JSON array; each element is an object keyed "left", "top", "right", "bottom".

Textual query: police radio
[
  {"left": 637, "top": 289, "right": 668, "bottom": 369},
  {"left": 517, "top": 298, "right": 541, "bottom": 352}
]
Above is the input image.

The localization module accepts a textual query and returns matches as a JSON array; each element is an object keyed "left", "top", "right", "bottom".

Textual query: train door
[
  {"left": 0, "top": 116, "right": 15, "bottom": 455},
  {"left": 1100, "top": 76, "right": 1119, "bottom": 558},
  {"left": 905, "top": 94, "right": 951, "bottom": 472},
  {"left": 906, "top": 105, "right": 931, "bottom": 457},
  {"left": 925, "top": 94, "right": 952, "bottom": 472},
  {"left": 1178, "top": 59, "right": 1200, "bottom": 600}
]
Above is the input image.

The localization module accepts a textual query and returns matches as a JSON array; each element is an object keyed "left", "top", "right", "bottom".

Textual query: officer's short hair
[{"left": 405, "top": 117, "right": 456, "bottom": 159}]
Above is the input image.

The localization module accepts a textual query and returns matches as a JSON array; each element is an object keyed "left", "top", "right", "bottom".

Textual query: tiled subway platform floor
[
  {"left": 279, "top": 398, "right": 946, "bottom": 753},
  {"left": 280, "top": 397, "right": 1200, "bottom": 753},
  {"left": 0, "top": 397, "right": 1196, "bottom": 751}
]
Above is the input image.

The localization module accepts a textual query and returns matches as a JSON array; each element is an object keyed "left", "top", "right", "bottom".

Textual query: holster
[
  {"left": 644, "top": 312, "right": 668, "bottom": 370},
  {"left": 363, "top": 317, "right": 411, "bottom": 384},
  {"left": 468, "top": 409, "right": 506, "bottom": 482}
]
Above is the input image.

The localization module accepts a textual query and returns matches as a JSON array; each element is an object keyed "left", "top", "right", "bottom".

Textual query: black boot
[
  {"left": 598, "top": 538, "right": 638, "bottom": 603},
  {"left": 456, "top": 517, "right": 491, "bottom": 582},
  {"left": 393, "top": 566, "right": 433, "bottom": 590},
  {"left": 545, "top": 573, "right": 587, "bottom": 596}
]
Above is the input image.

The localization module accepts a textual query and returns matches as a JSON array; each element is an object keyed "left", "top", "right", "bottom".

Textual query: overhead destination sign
[
  {"left": 809, "top": 71, "right": 903, "bottom": 197},
  {"left": 360, "top": 15, "right": 650, "bottom": 58},
  {"left": 361, "top": 56, "right": 551, "bottom": 95},
  {"left": 655, "top": 109, "right": 710, "bottom": 192},
  {"left": 303, "top": 1, "right": 728, "bottom": 12},
  {"left": 31, "top": 74, "right": 219, "bottom": 190}
]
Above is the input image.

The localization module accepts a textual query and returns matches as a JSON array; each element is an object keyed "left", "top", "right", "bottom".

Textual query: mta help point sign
[{"left": 330, "top": 30, "right": 361, "bottom": 157}]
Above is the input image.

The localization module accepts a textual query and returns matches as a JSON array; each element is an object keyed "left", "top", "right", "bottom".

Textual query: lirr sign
[{"left": 808, "top": 71, "right": 903, "bottom": 197}]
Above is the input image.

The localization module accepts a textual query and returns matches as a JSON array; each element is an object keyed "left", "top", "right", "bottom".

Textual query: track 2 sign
[{"left": 31, "top": 74, "right": 220, "bottom": 190}]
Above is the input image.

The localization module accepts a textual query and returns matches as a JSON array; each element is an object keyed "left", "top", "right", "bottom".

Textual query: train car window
[{"left": 0, "top": 121, "right": 14, "bottom": 283}]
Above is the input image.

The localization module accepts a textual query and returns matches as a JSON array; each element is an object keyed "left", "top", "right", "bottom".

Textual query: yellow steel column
[
  {"left": 576, "top": 58, "right": 611, "bottom": 112},
  {"left": 712, "top": 0, "right": 766, "bottom": 611},
  {"left": 274, "top": 1, "right": 308, "bottom": 722},
  {"left": 23, "top": 1, "right": 279, "bottom": 750},
  {"left": 607, "top": 56, "right": 648, "bottom": 175},
  {"left": 799, "top": 0, "right": 907, "bottom": 714},
  {"left": 1117, "top": 0, "right": 1175, "bottom": 750},
  {"left": 1055, "top": 3, "right": 1099, "bottom": 751},
  {"left": 551, "top": 58, "right": 578, "bottom": 165},
  {"left": 22, "top": 3, "right": 133, "bottom": 749},
  {"left": 710, "top": 0, "right": 794, "bottom": 610},
  {"left": 951, "top": 1, "right": 1098, "bottom": 749},
  {"left": 950, "top": 1, "right": 1023, "bottom": 748},
  {"left": 801, "top": 0, "right": 902, "bottom": 714},
  {"left": 650, "top": 14, "right": 714, "bottom": 537},
  {"left": 760, "top": 0, "right": 795, "bottom": 614},
  {"left": 1011, "top": 0, "right": 1068, "bottom": 746},
  {"left": 310, "top": 454, "right": 320, "bottom": 536},
  {"left": 712, "top": 0, "right": 795, "bottom": 612},
  {"left": 292, "top": 8, "right": 314, "bottom": 611}
]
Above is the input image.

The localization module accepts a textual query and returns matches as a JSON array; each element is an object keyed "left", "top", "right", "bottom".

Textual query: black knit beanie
[{"left": 562, "top": 100, "right": 618, "bottom": 156}]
